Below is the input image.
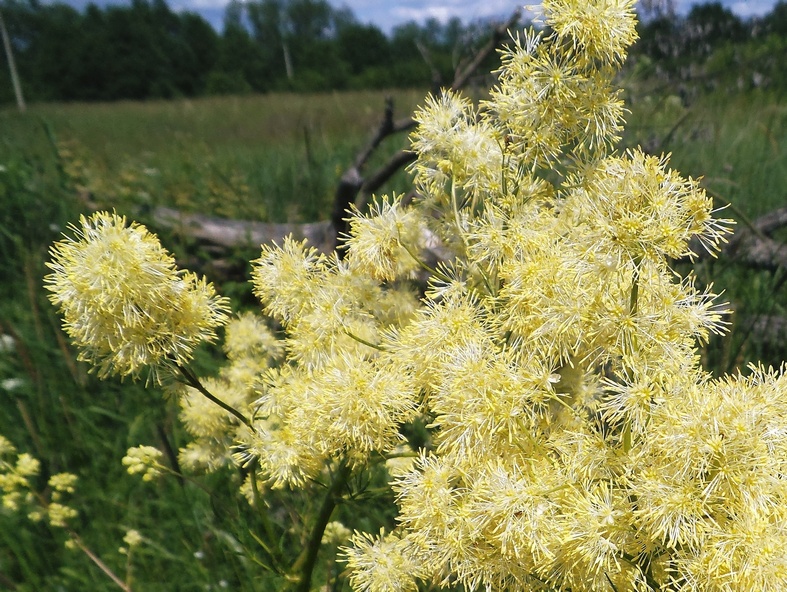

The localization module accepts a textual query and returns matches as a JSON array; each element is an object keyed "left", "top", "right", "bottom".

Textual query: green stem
[
  {"left": 176, "top": 365, "right": 252, "bottom": 430},
  {"left": 451, "top": 181, "right": 469, "bottom": 254},
  {"left": 288, "top": 461, "right": 351, "bottom": 592},
  {"left": 248, "top": 460, "right": 280, "bottom": 564},
  {"left": 623, "top": 257, "right": 644, "bottom": 451},
  {"left": 343, "top": 329, "right": 385, "bottom": 351},
  {"left": 68, "top": 531, "right": 131, "bottom": 592},
  {"left": 395, "top": 225, "right": 458, "bottom": 287}
]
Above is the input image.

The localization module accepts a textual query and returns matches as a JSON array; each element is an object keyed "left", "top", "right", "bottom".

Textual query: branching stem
[
  {"left": 288, "top": 460, "right": 352, "bottom": 592},
  {"left": 68, "top": 531, "right": 131, "bottom": 592},
  {"left": 343, "top": 329, "right": 385, "bottom": 351},
  {"left": 176, "top": 364, "right": 252, "bottom": 430}
]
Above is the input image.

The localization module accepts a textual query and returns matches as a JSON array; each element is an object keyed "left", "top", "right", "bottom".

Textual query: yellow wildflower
[{"left": 45, "top": 211, "right": 229, "bottom": 381}]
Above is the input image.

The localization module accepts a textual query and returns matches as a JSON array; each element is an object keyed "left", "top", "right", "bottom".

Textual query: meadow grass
[
  {"left": 3, "top": 88, "right": 782, "bottom": 222},
  {"left": 0, "top": 90, "right": 425, "bottom": 222},
  {"left": 0, "top": 88, "right": 786, "bottom": 590},
  {"left": 625, "top": 91, "right": 787, "bottom": 219}
]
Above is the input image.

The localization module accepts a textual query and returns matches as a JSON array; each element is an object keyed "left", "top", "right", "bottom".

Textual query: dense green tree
[
  {"left": 207, "top": 7, "right": 267, "bottom": 94},
  {"left": 684, "top": 2, "right": 746, "bottom": 56},
  {"left": 763, "top": 0, "right": 787, "bottom": 36},
  {"left": 5, "top": 0, "right": 784, "bottom": 104},
  {"left": 1, "top": 0, "right": 223, "bottom": 100},
  {"left": 337, "top": 23, "right": 391, "bottom": 76}
]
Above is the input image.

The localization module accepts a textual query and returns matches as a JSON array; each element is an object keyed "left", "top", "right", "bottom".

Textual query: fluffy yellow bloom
[
  {"left": 238, "top": 349, "right": 418, "bottom": 488},
  {"left": 632, "top": 366, "right": 787, "bottom": 556},
  {"left": 46, "top": 502, "right": 78, "bottom": 528},
  {"left": 251, "top": 235, "right": 326, "bottom": 326},
  {"left": 14, "top": 452, "right": 39, "bottom": 478},
  {"left": 0, "top": 436, "right": 15, "bottom": 456},
  {"left": 123, "top": 529, "right": 144, "bottom": 547},
  {"left": 49, "top": 472, "right": 78, "bottom": 494},
  {"left": 322, "top": 521, "right": 352, "bottom": 546},
  {"left": 0, "top": 447, "right": 39, "bottom": 509},
  {"left": 1, "top": 442, "right": 79, "bottom": 530},
  {"left": 282, "top": 254, "right": 387, "bottom": 369},
  {"left": 343, "top": 529, "right": 425, "bottom": 592},
  {"left": 122, "top": 445, "right": 165, "bottom": 481},
  {"left": 563, "top": 149, "right": 733, "bottom": 262},
  {"left": 180, "top": 376, "right": 248, "bottom": 439},
  {"left": 344, "top": 194, "right": 426, "bottom": 282},
  {"left": 223, "top": 311, "right": 283, "bottom": 362},
  {"left": 541, "top": 0, "right": 638, "bottom": 65},
  {"left": 45, "top": 211, "right": 229, "bottom": 381},
  {"left": 411, "top": 91, "right": 507, "bottom": 202}
]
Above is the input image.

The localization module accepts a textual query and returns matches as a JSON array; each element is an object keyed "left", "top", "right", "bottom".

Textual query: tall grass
[{"left": 0, "top": 90, "right": 424, "bottom": 222}]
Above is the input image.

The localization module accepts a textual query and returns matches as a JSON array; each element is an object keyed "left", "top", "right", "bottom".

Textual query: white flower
[
  {"left": 0, "top": 334, "right": 15, "bottom": 352},
  {"left": 1, "top": 378, "right": 24, "bottom": 392}
]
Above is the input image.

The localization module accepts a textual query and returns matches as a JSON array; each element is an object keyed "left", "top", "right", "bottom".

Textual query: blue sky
[
  {"left": 311, "top": 1, "right": 780, "bottom": 31},
  {"left": 57, "top": 0, "right": 782, "bottom": 32}
]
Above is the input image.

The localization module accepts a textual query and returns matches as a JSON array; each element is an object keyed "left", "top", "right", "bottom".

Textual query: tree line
[
  {"left": 1, "top": 0, "right": 786, "bottom": 105},
  {"left": 0, "top": 0, "right": 504, "bottom": 103},
  {"left": 636, "top": 1, "right": 787, "bottom": 93}
]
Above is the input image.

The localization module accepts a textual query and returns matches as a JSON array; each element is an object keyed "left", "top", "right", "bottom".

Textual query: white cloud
[
  {"left": 389, "top": 0, "right": 521, "bottom": 24},
  {"left": 730, "top": 0, "right": 776, "bottom": 17}
]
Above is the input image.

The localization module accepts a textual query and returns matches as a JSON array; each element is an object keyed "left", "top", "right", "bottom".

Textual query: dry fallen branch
[
  {"left": 154, "top": 12, "right": 521, "bottom": 256},
  {"left": 327, "top": 9, "right": 521, "bottom": 251},
  {"left": 687, "top": 204, "right": 787, "bottom": 271},
  {"left": 154, "top": 206, "right": 334, "bottom": 252}
]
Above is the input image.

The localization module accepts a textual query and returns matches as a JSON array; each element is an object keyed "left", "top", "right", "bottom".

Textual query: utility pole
[{"left": 0, "top": 8, "right": 26, "bottom": 112}]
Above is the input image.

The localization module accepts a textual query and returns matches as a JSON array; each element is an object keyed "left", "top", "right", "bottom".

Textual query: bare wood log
[
  {"left": 154, "top": 197, "right": 787, "bottom": 280},
  {"left": 702, "top": 204, "right": 787, "bottom": 271},
  {"left": 154, "top": 206, "right": 334, "bottom": 253},
  {"left": 751, "top": 204, "right": 787, "bottom": 236}
]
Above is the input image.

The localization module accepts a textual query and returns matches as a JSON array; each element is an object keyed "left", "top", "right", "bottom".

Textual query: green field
[
  {"left": 1, "top": 87, "right": 786, "bottom": 590},
  {"left": 2, "top": 88, "right": 784, "bottom": 221},
  {"left": 0, "top": 90, "right": 425, "bottom": 223}
]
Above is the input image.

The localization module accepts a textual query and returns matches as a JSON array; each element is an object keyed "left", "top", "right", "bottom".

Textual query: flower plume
[{"left": 45, "top": 211, "right": 229, "bottom": 381}]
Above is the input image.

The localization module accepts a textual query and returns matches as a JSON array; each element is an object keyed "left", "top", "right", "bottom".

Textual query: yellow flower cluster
[
  {"left": 122, "top": 445, "right": 165, "bottom": 482},
  {"left": 42, "top": 1, "right": 786, "bottom": 590},
  {"left": 45, "top": 212, "right": 230, "bottom": 382},
  {"left": 0, "top": 435, "right": 79, "bottom": 529},
  {"left": 177, "top": 312, "right": 283, "bottom": 471},
  {"left": 331, "top": 1, "right": 782, "bottom": 591}
]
